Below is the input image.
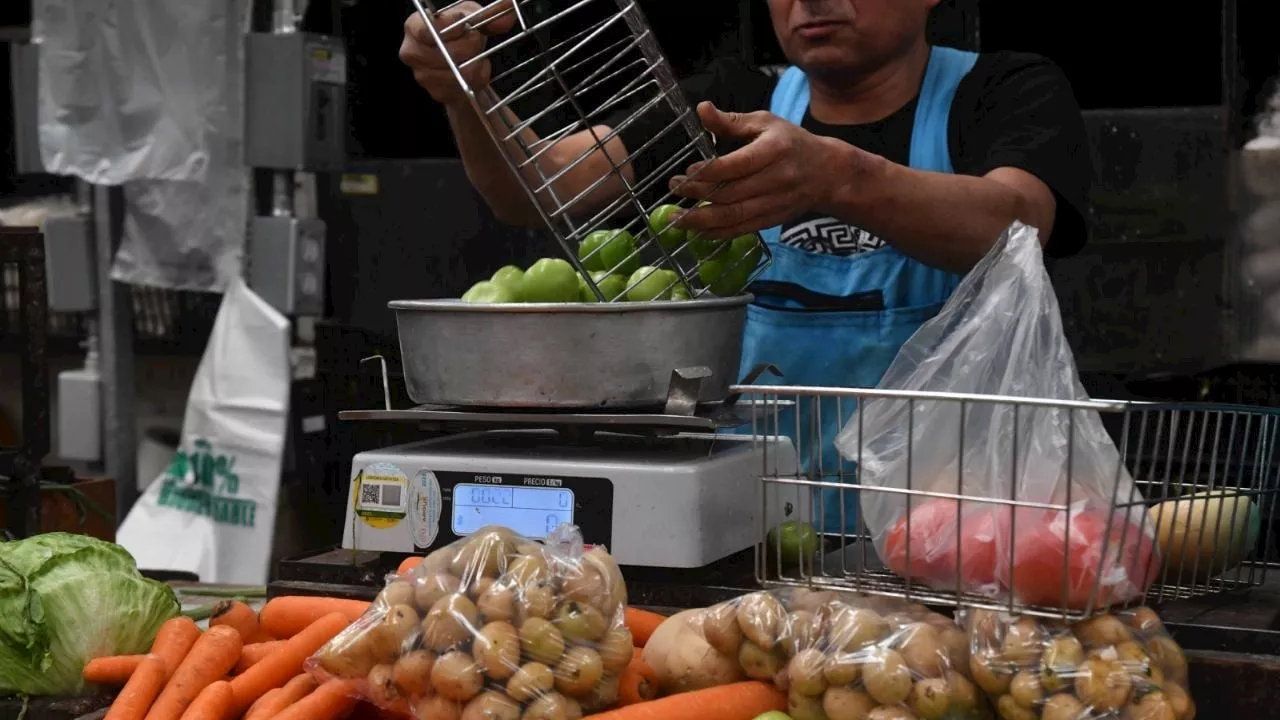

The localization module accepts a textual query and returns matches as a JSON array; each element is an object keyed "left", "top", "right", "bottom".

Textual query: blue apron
[{"left": 736, "top": 46, "right": 979, "bottom": 534}]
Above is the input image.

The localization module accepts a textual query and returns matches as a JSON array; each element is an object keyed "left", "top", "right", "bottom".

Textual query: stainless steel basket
[
  {"left": 409, "top": 0, "right": 770, "bottom": 301},
  {"left": 736, "top": 384, "right": 1280, "bottom": 620}
]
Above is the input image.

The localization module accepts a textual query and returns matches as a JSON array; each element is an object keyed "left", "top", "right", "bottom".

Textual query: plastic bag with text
[
  {"left": 958, "top": 607, "right": 1194, "bottom": 720},
  {"left": 834, "top": 222, "right": 1159, "bottom": 609},
  {"left": 641, "top": 588, "right": 991, "bottom": 718},
  {"left": 307, "top": 525, "right": 630, "bottom": 719}
]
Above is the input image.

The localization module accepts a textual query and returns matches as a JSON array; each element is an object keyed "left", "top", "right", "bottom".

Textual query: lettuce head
[{"left": 0, "top": 532, "right": 179, "bottom": 696}]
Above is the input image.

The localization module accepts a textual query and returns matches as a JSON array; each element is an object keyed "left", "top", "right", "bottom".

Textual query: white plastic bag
[
  {"left": 117, "top": 278, "right": 291, "bottom": 584},
  {"left": 834, "top": 222, "right": 1159, "bottom": 609}
]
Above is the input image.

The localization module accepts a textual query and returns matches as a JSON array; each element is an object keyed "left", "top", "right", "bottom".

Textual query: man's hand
[
  {"left": 669, "top": 102, "right": 867, "bottom": 240},
  {"left": 400, "top": 1, "right": 516, "bottom": 106}
]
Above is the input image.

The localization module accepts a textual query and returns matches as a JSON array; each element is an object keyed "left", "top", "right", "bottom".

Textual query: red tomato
[
  {"left": 1001, "top": 508, "right": 1158, "bottom": 609},
  {"left": 881, "top": 498, "right": 1001, "bottom": 593}
]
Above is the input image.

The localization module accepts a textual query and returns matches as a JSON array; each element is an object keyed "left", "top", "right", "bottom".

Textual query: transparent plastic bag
[
  {"left": 958, "top": 607, "right": 1195, "bottom": 720},
  {"left": 642, "top": 588, "right": 992, "bottom": 719},
  {"left": 834, "top": 222, "right": 1159, "bottom": 608},
  {"left": 307, "top": 525, "right": 630, "bottom": 719}
]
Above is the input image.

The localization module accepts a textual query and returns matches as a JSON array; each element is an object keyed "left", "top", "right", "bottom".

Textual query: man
[{"left": 400, "top": 0, "right": 1091, "bottom": 530}]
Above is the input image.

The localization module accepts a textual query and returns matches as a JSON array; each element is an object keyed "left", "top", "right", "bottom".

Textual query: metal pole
[{"left": 93, "top": 184, "right": 138, "bottom": 523}]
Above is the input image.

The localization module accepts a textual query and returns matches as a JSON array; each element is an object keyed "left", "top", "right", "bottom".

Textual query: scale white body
[{"left": 341, "top": 429, "right": 800, "bottom": 568}]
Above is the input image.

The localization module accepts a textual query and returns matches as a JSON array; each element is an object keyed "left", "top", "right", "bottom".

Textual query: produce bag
[
  {"left": 116, "top": 278, "right": 291, "bottom": 584},
  {"left": 833, "top": 222, "right": 1159, "bottom": 608},
  {"left": 958, "top": 607, "right": 1194, "bottom": 720},
  {"left": 308, "top": 524, "right": 631, "bottom": 719},
  {"left": 641, "top": 588, "right": 991, "bottom": 719}
]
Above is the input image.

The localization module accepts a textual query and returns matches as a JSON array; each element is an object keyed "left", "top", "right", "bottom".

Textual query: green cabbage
[{"left": 0, "top": 532, "right": 179, "bottom": 696}]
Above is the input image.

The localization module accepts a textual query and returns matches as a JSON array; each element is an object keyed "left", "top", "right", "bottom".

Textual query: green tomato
[
  {"left": 647, "top": 204, "right": 687, "bottom": 252},
  {"left": 709, "top": 260, "right": 752, "bottom": 297},
  {"left": 578, "top": 271, "right": 630, "bottom": 302},
  {"left": 766, "top": 520, "right": 820, "bottom": 569},
  {"left": 625, "top": 266, "right": 679, "bottom": 302},
  {"left": 490, "top": 265, "right": 525, "bottom": 301},
  {"left": 697, "top": 259, "right": 724, "bottom": 286},
  {"left": 461, "top": 280, "right": 517, "bottom": 304},
  {"left": 521, "top": 258, "right": 581, "bottom": 303},
  {"left": 689, "top": 233, "right": 729, "bottom": 260},
  {"left": 670, "top": 285, "right": 692, "bottom": 301},
  {"left": 728, "top": 234, "right": 763, "bottom": 267},
  {"left": 580, "top": 229, "right": 639, "bottom": 275}
]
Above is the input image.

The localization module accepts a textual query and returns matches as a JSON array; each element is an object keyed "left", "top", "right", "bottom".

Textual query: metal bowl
[{"left": 389, "top": 296, "right": 751, "bottom": 409}]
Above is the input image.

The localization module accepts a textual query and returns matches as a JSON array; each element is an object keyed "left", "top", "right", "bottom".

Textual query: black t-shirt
[{"left": 607, "top": 51, "right": 1092, "bottom": 258}]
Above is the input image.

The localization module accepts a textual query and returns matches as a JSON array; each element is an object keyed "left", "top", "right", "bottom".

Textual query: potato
[
  {"left": 475, "top": 621, "right": 521, "bottom": 681},
  {"left": 862, "top": 649, "right": 912, "bottom": 706},
  {"left": 432, "top": 651, "right": 484, "bottom": 701},
  {"left": 1073, "top": 658, "right": 1131, "bottom": 711},
  {"left": 703, "top": 602, "right": 744, "bottom": 655},
  {"left": 1040, "top": 635, "right": 1084, "bottom": 693},
  {"left": 597, "top": 627, "right": 634, "bottom": 673},
  {"left": 788, "top": 649, "right": 828, "bottom": 696},
  {"left": 1008, "top": 670, "right": 1043, "bottom": 709},
  {"left": 899, "top": 623, "right": 946, "bottom": 678},
  {"left": 415, "top": 574, "right": 463, "bottom": 612},
  {"left": 822, "top": 653, "right": 860, "bottom": 686},
  {"left": 392, "top": 649, "right": 436, "bottom": 697},
  {"left": 1074, "top": 614, "right": 1131, "bottom": 648},
  {"left": 1146, "top": 635, "right": 1189, "bottom": 686},
  {"left": 507, "top": 662, "right": 555, "bottom": 702},
  {"left": 520, "top": 618, "right": 566, "bottom": 666},
  {"left": 1129, "top": 690, "right": 1178, "bottom": 720},
  {"left": 788, "top": 689, "right": 828, "bottom": 720},
  {"left": 736, "top": 593, "right": 786, "bottom": 649},
  {"left": 969, "top": 650, "right": 1013, "bottom": 696},
  {"left": 1001, "top": 618, "right": 1046, "bottom": 666},
  {"left": 822, "top": 686, "right": 876, "bottom": 720},
  {"left": 643, "top": 610, "right": 745, "bottom": 694},
  {"left": 381, "top": 580, "right": 416, "bottom": 608},
  {"left": 909, "top": 677, "right": 952, "bottom": 720},
  {"left": 995, "top": 694, "right": 1037, "bottom": 720},
  {"left": 367, "top": 664, "right": 400, "bottom": 707},
  {"left": 524, "top": 692, "right": 577, "bottom": 720},
  {"left": 866, "top": 708, "right": 917, "bottom": 720},
  {"left": 417, "top": 696, "right": 462, "bottom": 720},
  {"left": 1041, "top": 694, "right": 1087, "bottom": 720},
  {"left": 422, "top": 594, "right": 480, "bottom": 652},
  {"left": 477, "top": 582, "right": 517, "bottom": 623},
  {"left": 739, "top": 640, "right": 784, "bottom": 680},
  {"left": 553, "top": 601, "right": 608, "bottom": 644},
  {"left": 451, "top": 528, "right": 514, "bottom": 580},
  {"left": 780, "top": 610, "right": 826, "bottom": 656},
  {"left": 1164, "top": 682, "right": 1196, "bottom": 720},
  {"left": 554, "top": 647, "right": 605, "bottom": 697},
  {"left": 578, "top": 673, "right": 620, "bottom": 713},
  {"left": 462, "top": 691, "right": 521, "bottom": 720},
  {"left": 828, "top": 607, "right": 888, "bottom": 652}
]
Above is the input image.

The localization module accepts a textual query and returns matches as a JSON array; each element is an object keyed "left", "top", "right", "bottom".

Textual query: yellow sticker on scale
[
  {"left": 352, "top": 462, "right": 408, "bottom": 530},
  {"left": 340, "top": 174, "right": 379, "bottom": 196}
]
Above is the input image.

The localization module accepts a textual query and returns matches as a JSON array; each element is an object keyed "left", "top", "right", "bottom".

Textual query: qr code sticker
[{"left": 361, "top": 484, "right": 381, "bottom": 504}]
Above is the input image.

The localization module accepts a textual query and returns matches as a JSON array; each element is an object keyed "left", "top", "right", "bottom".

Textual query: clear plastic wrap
[
  {"left": 833, "top": 222, "right": 1159, "bottom": 608},
  {"left": 958, "top": 607, "right": 1195, "bottom": 720},
  {"left": 307, "top": 525, "right": 630, "bottom": 719},
  {"left": 642, "top": 588, "right": 992, "bottom": 720}
]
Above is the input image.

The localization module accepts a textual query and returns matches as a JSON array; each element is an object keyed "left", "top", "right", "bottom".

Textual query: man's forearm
[
  {"left": 446, "top": 102, "right": 546, "bottom": 226},
  {"left": 821, "top": 141, "right": 1047, "bottom": 274}
]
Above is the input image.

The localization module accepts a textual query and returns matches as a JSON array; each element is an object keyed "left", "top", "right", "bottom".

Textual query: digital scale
[{"left": 338, "top": 404, "right": 799, "bottom": 569}]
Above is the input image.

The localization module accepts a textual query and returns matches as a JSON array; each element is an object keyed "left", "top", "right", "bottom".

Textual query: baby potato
[
  {"left": 827, "top": 607, "right": 889, "bottom": 652},
  {"left": 1128, "top": 690, "right": 1178, "bottom": 720},
  {"left": 995, "top": 694, "right": 1038, "bottom": 720},
  {"left": 552, "top": 601, "right": 608, "bottom": 644},
  {"left": 367, "top": 663, "right": 400, "bottom": 707},
  {"left": 967, "top": 609, "right": 1001, "bottom": 646},
  {"left": 969, "top": 650, "right": 1013, "bottom": 696},
  {"left": 520, "top": 617, "right": 566, "bottom": 665},
  {"left": 908, "top": 677, "right": 952, "bottom": 720},
  {"left": 1008, "top": 671, "right": 1043, "bottom": 709},
  {"left": 739, "top": 640, "right": 784, "bottom": 680},
  {"left": 524, "top": 692, "right": 577, "bottom": 720},
  {"left": 703, "top": 602, "right": 745, "bottom": 655},
  {"left": 862, "top": 649, "right": 912, "bottom": 706},
  {"left": 461, "top": 691, "right": 521, "bottom": 720},
  {"left": 1128, "top": 606, "right": 1165, "bottom": 634},
  {"left": 517, "top": 582, "right": 558, "bottom": 625},
  {"left": 1164, "top": 681, "right": 1196, "bottom": 720},
  {"left": 474, "top": 621, "right": 521, "bottom": 681},
  {"left": 450, "top": 529, "right": 513, "bottom": 580},
  {"left": 1040, "top": 694, "right": 1087, "bottom": 720},
  {"left": 553, "top": 647, "right": 604, "bottom": 697},
  {"left": 787, "top": 689, "right": 828, "bottom": 720},
  {"left": 577, "top": 673, "right": 620, "bottom": 713},
  {"left": 939, "top": 627, "right": 970, "bottom": 670},
  {"left": 1073, "top": 657, "right": 1132, "bottom": 711},
  {"left": 822, "top": 686, "right": 876, "bottom": 720},
  {"left": 1146, "top": 635, "right": 1189, "bottom": 686},
  {"left": 946, "top": 672, "right": 980, "bottom": 710},
  {"left": 415, "top": 574, "right": 463, "bottom": 612},
  {"left": 506, "top": 553, "right": 551, "bottom": 586},
  {"left": 822, "top": 652, "right": 861, "bottom": 686},
  {"left": 1001, "top": 618, "right": 1046, "bottom": 667},
  {"left": 596, "top": 627, "right": 635, "bottom": 673},
  {"left": 392, "top": 649, "right": 436, "bottom": 697},
  {"left": 788, "top": 649, "right": 828, "bottom": 696},
  {"left": 781, "top": 610, "right": 827, "bottom": 656},
  {"left": 1074, "top": 614, "right": 1132, "bottom": 648},
  {"left": 866, "top": 707, "right": 918, "bottom": 720},
  {"left": 477, "top": 582, "right": 517, "bottom": 623},
  {"left": 372, "top": 603, "right": 420, "bottom": 656},
  {"left": 381, "top": 580, "right": 417, "bottom": 608},
  {"left": 507, "top": 662, "right": 555, "bottom": 702},
  {"left": 899, "top": 623, "right": 946, "bottom": 679},
  {"left": 1040, "top": 635, "right": 1084, "bottom": 693},
  {"left": 431, "top": 651, "right": 484, "bottom": 702},
  {"left": 736, "top": 592, "right": 786, "bottom": 649},
  {"left": 417, "top": 696, "right": 462, "bottom": 720},
  {"left": 422, "top": 594, "right": 480, "bottom": 652}
]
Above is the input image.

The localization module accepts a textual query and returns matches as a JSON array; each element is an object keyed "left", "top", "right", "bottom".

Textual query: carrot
[
  {"left": 624, "top": 608, "right": 668, "bottom": 648},
  {"left": 144, "top": 625, "right": 243, "bottom": 720},
  {"left": 234, "top": 640, "right": 285, "bottom": 674},
  {"left": 273, "top": 679, "right": 357, "bottom": 720},
  {"left": 617, "top": 656, "right": 659, "bottom": 706},
  {"left": 210, "top": 600, "right": 262, "bottom": 644},
  {"left": 179, "top": 679, "right": 232, "bottom": 720},
  {"left": 84, "top": 654, "right": 147, "bottom": 686},
  {"left": 150, "top": 616, "right": 203, "bottom": 679},
  {"left": 104, "top": 655, "right": 168, "bottom": 720},
  {"left": 243, "top": 674, "right": 318, "bottom": 720},
  {"left": 396, "top": 556, "right": 423, "bottom": 576},
  {"left": 228, "top": 612, "right": 350, "bottom": 716},
  {"left": 587, "top": 681, "right": 785, "bottom": 720},
  {"left": 258, "top": 596, "right": 369, "bottom": 639}
]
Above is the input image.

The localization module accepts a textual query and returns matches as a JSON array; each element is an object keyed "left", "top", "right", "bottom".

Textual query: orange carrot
[
  {"left": 396, "top": 556, "right": 423, "bottom": 576},
  {"left": 243, "top": 674, "right": 317, "bottom": 720},
  {"left": 258, "top": 597, "right": 369, "bottom": 639},
  {"left": 144, "top": 626, "right": 243, "bottom": 720},
  {"left": 624, "top": 608, "right": 667, "bottom": 648},
  {"left": 150, "top": 616, "right": 203, "bottom": 679},
  {"left": 617, "top": 656, "right": 659, "bottom": 706},
  {"left": 210, "top": 600, "right": 261, "bottom": 644},
  {"left": 84, "top": 654, "right": 147, "bottom": 686},
  {"left": 179, "top": 679, "right": 232, "bottom": 720},
  {"left": 228, "top": 612, "right": 350, "bottom": 716},
  {"left": 273, "top": 679, "right": 357, "bottom": 720},
  {"left": 104, "top": 655, "right": 168, "bottom": 720},
  {"left": 234, "top": 640, "right": 285, "bottom": 674},
  {"left": 588, "top": 681, "right": 785, "bottom": 720}
]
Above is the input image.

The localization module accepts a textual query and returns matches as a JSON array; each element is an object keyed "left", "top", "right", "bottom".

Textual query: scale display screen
[{"left": 451, "top": 483, "right": 575, "bottom": 538}]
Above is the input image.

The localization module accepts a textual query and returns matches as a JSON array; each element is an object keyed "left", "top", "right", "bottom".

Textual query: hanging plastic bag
[
  {"left": 307, "top": 525, "right": 631, "bottom": 719},
  {"left": 116, "top": 278, "right": 291, "bottom": 584},
  {"left": 834, "top": 222, "right": 1159, "bottom": 609}
]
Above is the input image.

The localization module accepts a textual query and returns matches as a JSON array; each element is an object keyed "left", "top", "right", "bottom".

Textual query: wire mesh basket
[
  {"left": 410, "top": 0, "right": 770, "bottom": 301},
  {"left": 738, "top": 384, "right": 1280, "bottom": 620}
]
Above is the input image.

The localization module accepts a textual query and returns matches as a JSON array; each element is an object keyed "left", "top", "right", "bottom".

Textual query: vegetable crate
[
  {"left": 410, "top": 0, "right": 770, "bottom": 301},
  {"left": 738, "top": 384, "right": 1280, "bottom": 620}
]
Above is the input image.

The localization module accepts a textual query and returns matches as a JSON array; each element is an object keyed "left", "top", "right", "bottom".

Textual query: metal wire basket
[
  {"left": 409, "top": 0, "right": 770, "bottom": 301},
  {"left": 738, "top": 384, "right": 1280, "bottom": 620}
]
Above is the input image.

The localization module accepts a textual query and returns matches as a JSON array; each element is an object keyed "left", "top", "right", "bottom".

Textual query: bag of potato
[
  {"left": 307, "top": 524, "right": 631, "bottom": 719},
  {"left": 958, "top": 607, "right": 1194, "bottom": 720},
  {"left": 642, "top": 587, "right": 992, "bottom": 720},
  {"left": 833, "top": 222, "right": 1160, "bottom": 609}
]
